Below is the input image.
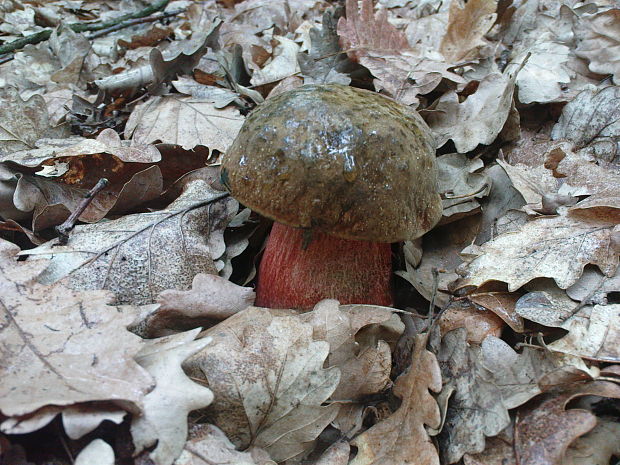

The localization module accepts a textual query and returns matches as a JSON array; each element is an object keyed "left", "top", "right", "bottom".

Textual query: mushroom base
[{"left": 255, "top": 222, "right": 393, "bottom": 309}]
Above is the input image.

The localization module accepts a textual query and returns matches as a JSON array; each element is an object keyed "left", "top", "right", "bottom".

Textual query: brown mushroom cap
[{"left": 221, "top": 84, "right": 443, "bottom": 242}]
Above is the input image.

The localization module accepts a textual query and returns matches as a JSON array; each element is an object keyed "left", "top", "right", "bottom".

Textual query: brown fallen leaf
[
  {"left": 350, "top": 333, "right": 441, "bottom": 465},
  {"left": 131, "top": 329, "right": 214, "bottom": 465},
  {"left": 574, "top": 9, "right": 620, "bottom": 85},
  {"left": 515, "top": 381, "right": 620, "bottom": 465},
  {"left": 250, "top": 36, "right": 301, "bottom": 86},
  {"left": 184, "top": 306, "right": 340, "bottom": 462},
  {"left": 0, "top": 239, "right": 152, "bottom": 418},
  {"left": 562, "top": 417, "right": 620, "bottom": 465},
  {"left": 125, "top": 95, "right": 244, "bottom": 152},
  {"left": 136, "top": 273, "right": 256, "bottom": 337},
  {"left": 0, "top": 87, "right": 69, "bottom": 156},
  {"left": 337, "top": 0, "right": 409, "bottom": 62},
  {"left": 439, "top": 300, "right": 505, "bottom": 344},
  {"left": 439, "top": 0, "right": 497, "bottom": 63},
  {"left": 463, "top": 436, "right": 516, "bottom": 465},
  {"left": 23, "top": 180, "right": 237, "bottom": 305},
  {"left": 455, "top": 211, "right": 617, "bottom": 292},
  {"left": 176, "top": 424, "right": 275, "bottom": 465},
  {"left": 427, "top": 71, "right": 517, "bottom": 153}
]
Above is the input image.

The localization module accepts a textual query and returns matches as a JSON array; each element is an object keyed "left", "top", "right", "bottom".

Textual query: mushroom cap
[{"left": 221, "top": 84, "right": 443, "bottom": 242}]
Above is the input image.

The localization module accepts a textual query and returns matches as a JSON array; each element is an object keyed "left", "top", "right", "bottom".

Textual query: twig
[
  {"left": 0, "top": 53, "right": 14, "bottom": 65},
  {"left": 0, "top": 0, "right": 171, "bottom": 55},
  {"left": 55, "top": 178, "right": 109, "bottom": 245},
  {"left": 88, "top": 8, "right": 185, "bottom": 40}
]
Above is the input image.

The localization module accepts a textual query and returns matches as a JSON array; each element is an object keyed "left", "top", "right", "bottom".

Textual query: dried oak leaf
[
  {"left": 24, "top": 180, "right": 236, "bottom": 305},
  {"left": 74, "top": 439, "right": 114, "bottom": 465},
  {"left": 515, "top": 381, "right": 620, "bottom": 465},
  {"left": 138, "top": 273, "right": 255, "bottom": 337},
  {"left": 563, "top": 417, "right": 620, "bottom": 465},
  {"left": 0, "top": 87, "right": 69, "bottom": 156},
  {"left": 548, "top": 304, "right": 620, "bottom": 363},
  {"left": 125, "top": 96, "right": 244, "bottom": 152},
  {"left": 574, "top": 9, "right": 620, "bottom": 85},
  {"left": 544, "top": 144, "right": 620, "bottom": 223},
  {"left": 337, "top": 0, "right": 409, "bottom": 62},
  {"left": 132, "top": 329, "right": 214, "bottom": 465},
  {"left": 298, "top": 11, "right": 353, "bottom": 85},
  {"left": 337, "top": 0, "right": 464, "bottom": 105},
  {"left": 551, "top": 85, "right": 620, "bottom": 159},
  {"left": 427, "top": 72, "right": 516, "bottom": 153},
  {"left": 250, "top": 36, "right": 301, "bottom": 87},
  {"left": 0, "top": 239, "right": 152, "bottom": 418},
  {"left": 184, "top": 306, "right": 341, "bottom": 462},
  {"left": 439, "top": 0, "right": 497, "bottom": 63},
  {"left": 436, "top": 329, "right": 510, "bottom": 463},
  {"left": 455, "top": 212, "right": 618, "bottom": 292},
  {"left": 436, "top": 153, "right": 491, "bottom": 221},
  {"left": 350, "top": 333, "right": 441, "bottom": 465},
  {"left": 176, "top": 424, "right": 275, "bottom": 465}
]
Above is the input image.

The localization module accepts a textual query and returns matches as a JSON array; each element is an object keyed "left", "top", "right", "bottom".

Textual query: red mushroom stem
[{"left": 255, "top": 222, "right": 393, "bottom": 309}]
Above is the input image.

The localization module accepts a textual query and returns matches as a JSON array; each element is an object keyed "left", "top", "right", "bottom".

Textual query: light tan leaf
[
  {"left": 137, "top": 273, "right": 256, "bottom": 337},
  {"left": 506, "top": 36, "right": 571, "bottom": 104},
  {"left": 74, "top": 439, "right": 114, "bottom": 465},
  {"left": 176, "top": 424, "right": 275, "bottom": 465},
  {"left": 456, "top": 213, "right": 618, "bottom": 292},
  {"left": 548, "top": 304, "right": 620, "bottom": 363},
  {"left": 125, "top": 95, "right": 244, "bottom": 152},
  {"left": 250, "top": 36, "right": 301, "bottom": 86},
  {"left": 515, "top": 382, "right": 620, "bottom": 465},
  {"left": 350, "top": 334, "right": 441, "bottom": 465},
  {"left": 463, "top": 436, "right": 515, "bottom": 465},
  {"left": 439, "top": 0, "right": 497, "bottom": 63},
  {"left": 184, "top": 306, "right": 340, "bottom": 462},
  {"left": 575, "top": 9, "right": 620, "bottom": 85},
  {"left": 551, "top": 86, "right": 620, "bottom": 156},
  {"left": 0, "top": 239, "right": 152, "bottom": 418},
  {"left": 437, "top": 153, "right": 491, "bottom": 221},
  {"left": 23, "top": 181, "right": 236, "bottom": 305},
  {"left": 427, "top": 72, "right": 516, "bottom": 152},
  {"left": 439, "top": 301, "right": 505, "bottom": 344},
  {"left": 0, "top": 87, "right": 68, "bottom": 156},
  {"left": 545, "top": 144, "right": 620, "bottom": 222},
  {"left": 132, "top": 329, "right": 214, "bottom": 465},
  {"left": 563, "top": 417, "right": 620, "bottom": 465},
  {"left": 337, "top": 0, "right": 410, "bottom": 62},
  {"left": 436, "top": 329, "right": 510, "bottom": 463}
]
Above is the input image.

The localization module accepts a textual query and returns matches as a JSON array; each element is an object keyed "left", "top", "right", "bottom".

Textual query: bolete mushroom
[{"left": 221, "top": 84, "right": 442, "bottom": 309}]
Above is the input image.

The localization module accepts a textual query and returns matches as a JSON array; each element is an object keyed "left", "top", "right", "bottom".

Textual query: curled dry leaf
[
  {"left": 515, "top": 381, "right": 620, "bottom": 465},
  {"left": 0, "top": 239, "right": 152, "bottom": 418},
  {"left": 184, "top": 306, "right": 341, "bottom": 462},
  {"left": 439, "top": 0, "right": 497, "bottom": 63},
  {"left": 23, "top": 181, "right": 237, "bottom": 305},
  {"left": 250, "top": 36, "right": 301, "bottom": 86},
  {"left": 574, "top": 9, "right": 620, "bottom": 85},
  {"left": 439, "top": 300, "right": 505, "bottom": 344},
  {"left": 0, "top": 87, "right": 68, "bottom": 156},
  {"left": 176, "top": 424, "right": 275, "bottom": 465},
  {"left": 74, "top": 439, "right": 114, "bottom": 465},
  {"left": 125, "top": 95, "right": 244, "bottom": 152},
  {"left": 455, "top": 212, "right": 618, "bottom": 292},
  {"left": 427, "top": 71, "right": 517, "bottom": 153},
  {"left": 548, "top": 304, "right": 620, "bottom": 363},
  {"left": 350, "top": 333, "right": 441, "bottom": 465},
  {"left": 436, "top": 153, "right": 491, "bottom": 221},
  {"left": 132, "top": 329, "right": 214, "bottom": 465},
  {"left": 563, "top": 417, "right": 620, "bottom": 465},
  {"left": 138, "top": 273, "right": 256, "bottom": 337}
]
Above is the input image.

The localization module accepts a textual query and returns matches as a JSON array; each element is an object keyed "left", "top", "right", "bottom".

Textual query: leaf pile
[{"left": 1, "top": 0, "right": 619, "bottom": 464}]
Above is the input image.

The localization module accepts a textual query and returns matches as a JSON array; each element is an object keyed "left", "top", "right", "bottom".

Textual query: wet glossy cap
[{"left": 221, "top": 84, "right": 443, "bottom": 242}]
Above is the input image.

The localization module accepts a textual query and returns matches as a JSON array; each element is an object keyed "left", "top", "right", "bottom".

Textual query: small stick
[
  {"left": 55, "top": 178, "right": 109, "bottom": 245},
  {"left": 88, "top": 8, "right": 185, "bottom": 40},
  {"left": 0, "top": 54, "right": 14, "bottom": 65}
]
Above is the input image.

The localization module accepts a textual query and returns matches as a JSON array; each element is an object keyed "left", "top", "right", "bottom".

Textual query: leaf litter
[{"left": 0, "top": 0, "right": 619, "bottom": 464}]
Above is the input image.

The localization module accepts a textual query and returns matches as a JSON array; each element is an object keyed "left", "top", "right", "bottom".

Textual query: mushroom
[{"left": 221, "top": 84, "right": 442, "bottom": 309}]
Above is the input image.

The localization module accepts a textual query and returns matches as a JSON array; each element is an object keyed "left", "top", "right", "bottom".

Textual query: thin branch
[
  {"left": 0, "top": 0, "right": 171, "bottom": 55},
  {"left": 87, "top": 8, "right": 185, "bottom": 40},
  {"left": 55, "top": 178, "right": 110, "bottom": 245}
]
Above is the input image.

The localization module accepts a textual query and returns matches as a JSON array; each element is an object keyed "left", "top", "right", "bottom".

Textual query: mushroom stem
[{"left": 255, "top": 222, "right": 393, "bottom": 309}]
